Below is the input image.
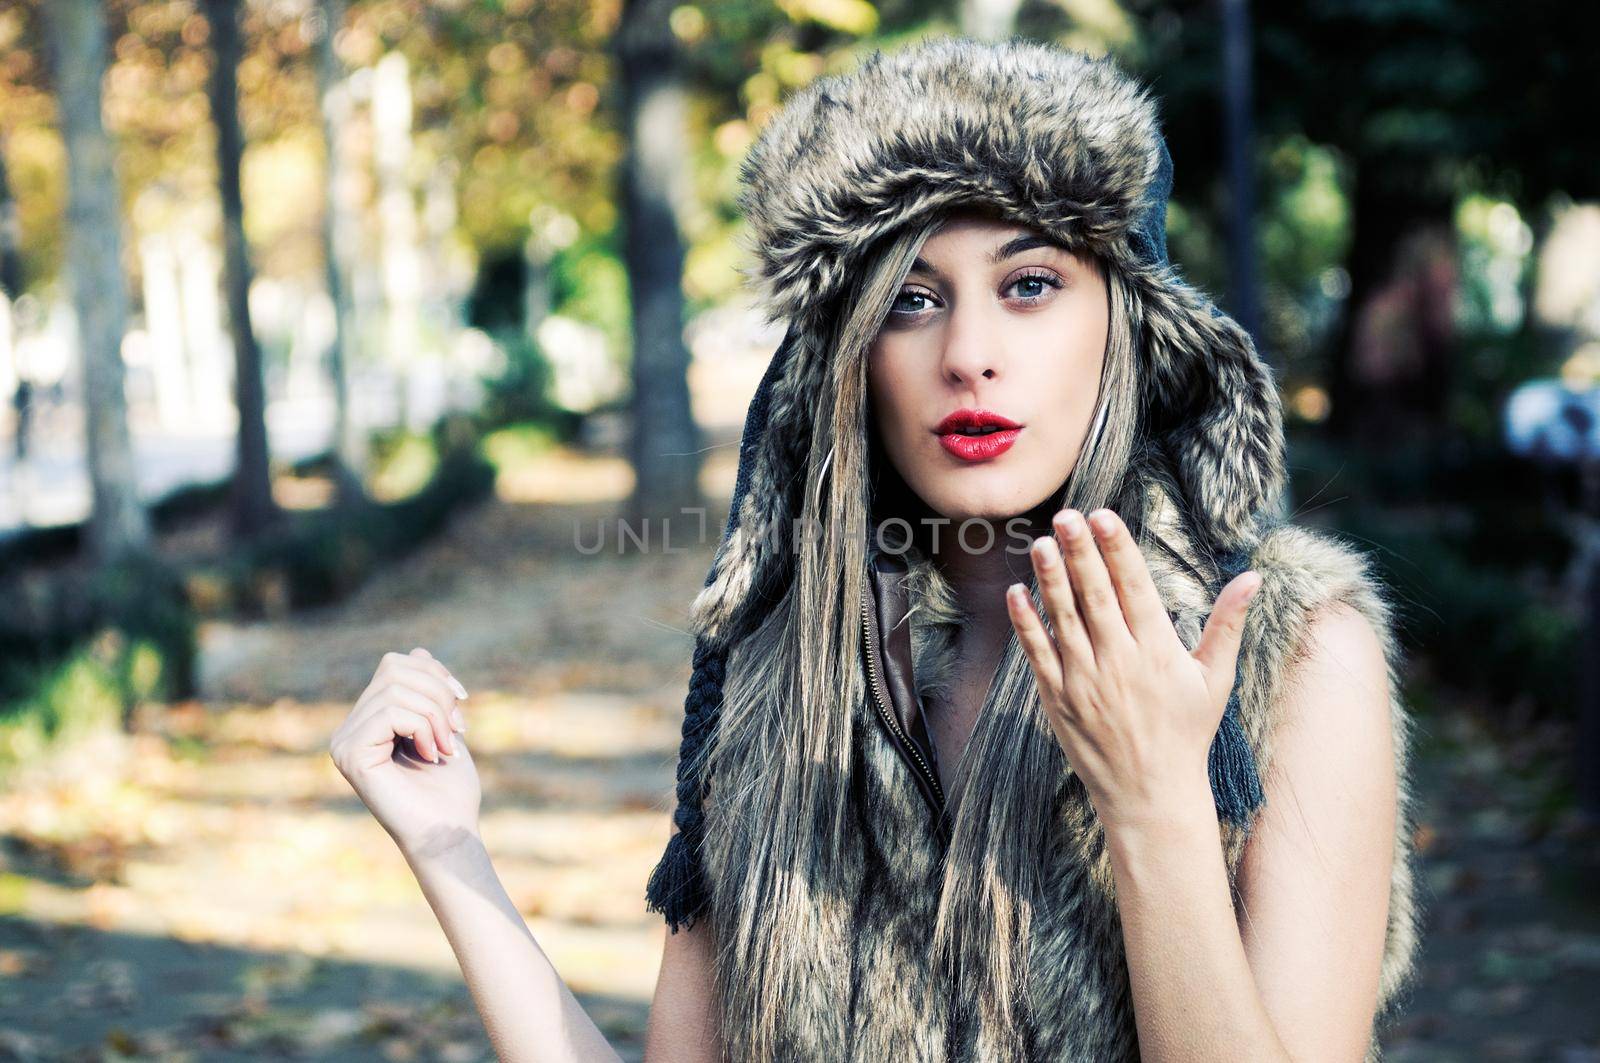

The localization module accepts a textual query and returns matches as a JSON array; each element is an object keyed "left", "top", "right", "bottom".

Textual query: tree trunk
[
  {"left": 614, "top": 0, "right": 702, "bottom": 525},
  {"left": 372, "top": 51, "right": 424, "bottom": 431},
  {"left": 0, "top": 143, "right": 19, "bottom": 309},
  {"left": 0, "top": 139, "right": 32, "bottom": 463},
  {"left": 1324, "top": 161, "right": 1454, "bottom": 443},
  {"left": 138, "top": 230, "right": 194, "bottom": 430},
  {"left": 176, "top": 230, "right": 232, "bottom": 428},
  {"left": 1222, "top": 0, "right": 1262, "bottom": 350},
  {"left": 312, "top": 0, "right": 368, "bottom": 505},
  {"left": 204, "top": 0, "right": 280, "bottom": 540},
  {"left": 1579, "top": 458, "right": 1600, "bottom": 822},
  {"left": 43, "top": 0, "right": 151, "bottom": 567}
]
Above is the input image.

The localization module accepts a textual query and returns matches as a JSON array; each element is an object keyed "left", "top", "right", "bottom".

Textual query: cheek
[
  {"left": 1025, "top": 292, "right": 1108, "bottom": 371},
  {"left": 1015, "top": 310, "right": 1108, "bottom": 450},
  {"left": 867, "top": 344, "right": 920, "bottom": 441}
]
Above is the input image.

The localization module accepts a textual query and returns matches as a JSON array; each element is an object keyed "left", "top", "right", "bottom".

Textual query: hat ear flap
[
  {"left": 690, "top": 323, "right": 826, "bottom": 647},
  {"left": 1138, "top": 273, "right": 1287, "bottom": 551}
]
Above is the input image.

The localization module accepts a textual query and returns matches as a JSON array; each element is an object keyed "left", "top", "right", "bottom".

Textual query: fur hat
[{"left": 647, "top": 34, "right": 1285, "bottom": 930}]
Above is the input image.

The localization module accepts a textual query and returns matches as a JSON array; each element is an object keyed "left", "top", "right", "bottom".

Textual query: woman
[{"left": 329, "top": 36, "right": 1421, "bottom": 1062}]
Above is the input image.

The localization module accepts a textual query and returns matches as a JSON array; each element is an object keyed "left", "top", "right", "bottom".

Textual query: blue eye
[
  {"left": 890, "top": 289, "right": 936, "bottom": 315},
  {"left": 1008, "top": 271, "right": 1062, "bottom": 302}
]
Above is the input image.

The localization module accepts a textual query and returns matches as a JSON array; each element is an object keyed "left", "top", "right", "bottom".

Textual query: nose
[{"left": 939, "top": 298, "right": 1001, "bottom": 391}]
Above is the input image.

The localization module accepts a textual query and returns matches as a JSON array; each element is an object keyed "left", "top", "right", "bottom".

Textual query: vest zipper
[{"left": 859, "top": 582, "right": 947, "bottom": 811}]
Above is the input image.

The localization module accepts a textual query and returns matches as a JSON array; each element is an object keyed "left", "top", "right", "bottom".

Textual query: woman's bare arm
[
  {"left": 642, "top": 866, "right": 722, "bottom": 1059},
  {"left": 1106, "top": 601, "right": 1397, "bottom": 1063},
  {"left": 1009, "top": 514, "right": 1397, "bottom": 1062},
  {"left": 331, "top": 647, "right": 720, "bottom": 1059},
  {"left": 404, "top": 826, "right": 623, "bottom": 1062},
  {"left": 408, "top": 821, "right": 720, "bottom": 1062},
  {"left": 1230, "top": 601, "right": 1399, "bottom": 1059}
]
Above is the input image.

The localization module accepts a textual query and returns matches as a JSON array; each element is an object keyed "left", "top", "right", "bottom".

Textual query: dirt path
[
  {"left": 1, "top": 441, "right": 1597, "bottom": 1060},
  {"left": 0, "top": 447, "right": 733, "bottom": 1061},
  {"left": 1381, "top": 704, "right": 1600, "bottom": 1061}
]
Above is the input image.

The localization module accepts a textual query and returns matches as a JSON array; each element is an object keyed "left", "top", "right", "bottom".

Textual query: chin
[{"left": 915, "top": 477, "right": 1044, "bottom": 525}]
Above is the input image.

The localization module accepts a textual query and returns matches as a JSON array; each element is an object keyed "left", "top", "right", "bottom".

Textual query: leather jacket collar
[{"left": 863, "top": 550, "right": 952, "bottom": 843}]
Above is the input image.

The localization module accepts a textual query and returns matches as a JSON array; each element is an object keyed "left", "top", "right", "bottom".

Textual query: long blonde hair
[{"left": 702, "top": 208, "right": 1157, "bottom": 1058}]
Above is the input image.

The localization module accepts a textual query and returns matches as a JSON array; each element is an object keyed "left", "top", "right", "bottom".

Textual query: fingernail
[
  {"left": 448, "top": 675, "right": 469, "bottom": 700},
  {"left": 451, "top": 706, "right": 466, "bottom": 732},
  {"left": 1058, "top": 510, "right": 1084, "bottom": 538},
  {"left": 1088, "top": 510, "right": 1115, "bottom": 536}
]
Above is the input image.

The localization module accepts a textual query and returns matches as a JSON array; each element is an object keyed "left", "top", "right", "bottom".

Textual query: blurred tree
[
  {"left": 310, "top": 0, "right": 369, "bottom": 506},
  {"left": 371, "top": 50, "right": 424, "bottom": 427},
  {"left": 1143, "top": 0, "right": 1600, "bottom": 441},
  {"left": 203, "top": 0, "right": 281, "bottom": 541},
  {"left": 0, "top": 140, "right": 32, "bottom": 462},
  {"left": 41, "top": 0, "right": 152, "bottom": 568},
  {"left": 613, "top": 0, "right": 702, "bottom": 521},
  {"left": 1220, "top": 0, "right": 1259, "bottom": 347},
  {"left": 0, "top": 2, "right": 63, "bottom": 288}
]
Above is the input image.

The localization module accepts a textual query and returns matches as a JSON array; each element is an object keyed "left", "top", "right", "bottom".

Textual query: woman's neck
[{"left": 929, "top": 512, "right": 1050, "bottom": 635}]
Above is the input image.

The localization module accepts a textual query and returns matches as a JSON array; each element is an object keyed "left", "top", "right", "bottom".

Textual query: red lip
[
  {"left": 933, "top": 408, "right": 1024, "bottom": 462},
  {"left": 934, "top": 408, "right": 1022, "bottom": 434}
]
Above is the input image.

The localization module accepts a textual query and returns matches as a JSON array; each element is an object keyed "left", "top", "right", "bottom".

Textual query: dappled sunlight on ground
[
  {"left": 490, "top": 383, "right": 745, "bottom": 509},
  {"left": 493, "top": 449, "right": 635, "bottom": 505},
  {"left": 0, "top": 475, "right": 735, "bottom": 1058}
]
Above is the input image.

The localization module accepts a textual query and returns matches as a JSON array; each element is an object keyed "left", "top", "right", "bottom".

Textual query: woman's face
[{"left": 867, "top": 212, "right": 1110, "bottom": 524}]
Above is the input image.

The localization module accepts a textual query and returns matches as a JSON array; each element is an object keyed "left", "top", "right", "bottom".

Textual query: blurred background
[{"left": 0, "top": 0, "right": 1597, "bottom": 1059}]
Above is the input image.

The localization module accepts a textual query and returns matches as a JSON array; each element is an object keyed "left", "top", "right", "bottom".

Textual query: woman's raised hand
[
  {"left": 329, "top": 647, "right": 480, "bottom": 858},
  {"left": 1005, "top": 507, "right": 1262, "bottom": 831}
]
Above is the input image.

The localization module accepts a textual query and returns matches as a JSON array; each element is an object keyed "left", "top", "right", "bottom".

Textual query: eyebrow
[{"left": 908, "top": 233, "right": 1072, "bottom": 278}]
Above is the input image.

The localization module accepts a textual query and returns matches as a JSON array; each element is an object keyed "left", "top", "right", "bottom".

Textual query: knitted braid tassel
[
  {"left": 1206, "top": 541, "right": 1267, "bottom": 825},
  {"left": 644, "top": 325, "right": 795, "bottom": 932},
  {"left": 645, "top": 638, "right": 726, "bottom": 932},
  {"left": 1210, "top": 678, "right": 1264, "bottom": 825}
]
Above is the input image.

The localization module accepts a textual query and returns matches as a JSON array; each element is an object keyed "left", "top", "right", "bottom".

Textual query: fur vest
[
  {"left": 644, "top": 35, "right": 1422, "bottom": 1061},
  {"left": 697, "top": 478, "right": 1421, "bottom": 1061}
]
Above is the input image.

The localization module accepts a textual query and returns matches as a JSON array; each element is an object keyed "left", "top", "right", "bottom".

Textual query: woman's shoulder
[
  {"left": 1234, "top": 518, "right": 1424, "bottom": 1029},
  {"left": 1210, "top": 515, "right": 1416, "bottom": 846}
]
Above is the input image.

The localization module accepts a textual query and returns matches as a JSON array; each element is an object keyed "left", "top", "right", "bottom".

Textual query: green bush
[
  {"left": 0, "top": 418, "right": 498, "bottom": 763},
  {"left": 0, "top": 553, "right": 196, "bottom": 767},
  {"left": 475, "top": 330, "right": 585, "bottom": 442},
  {"left": 480, "top": 331, "right": 558, "bottom": 428},
  {"left": 0, "top": 649, "right": 123, "bottom": 763},
  {"left": 220, "top": 424, "right": 497, "bottom": 613},
  {"left": 88, "top": 553, "right": 198, "bottom": 703}
]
